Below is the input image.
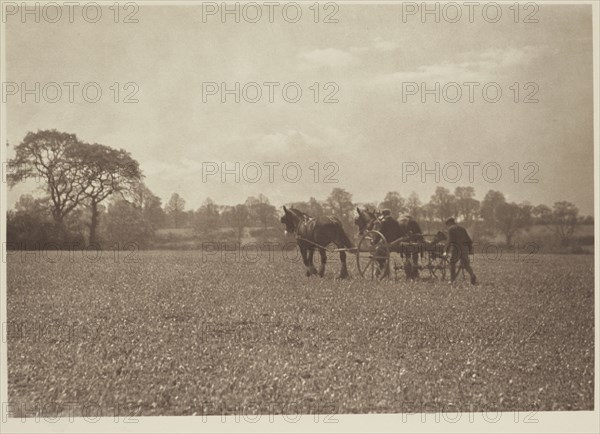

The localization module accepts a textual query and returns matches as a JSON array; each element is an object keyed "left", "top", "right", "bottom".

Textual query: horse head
[
  {"left": 367, "top": 212, "right": 388, "bottom": 244},
  {"left": 280, "top": 206, "right": 303, "bottom": 235},
  {"left": 354, "top": 207, "right": 378, "bottom": 236}
]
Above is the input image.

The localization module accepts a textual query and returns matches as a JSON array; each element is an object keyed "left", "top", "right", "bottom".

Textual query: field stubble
[{"left": 6, "top": 250, "right": 595, "bottom": 416}]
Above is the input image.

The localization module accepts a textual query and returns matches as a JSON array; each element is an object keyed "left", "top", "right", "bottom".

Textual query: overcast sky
[{"left": 4, "top": 3, "right": 595, "bottom": 215}]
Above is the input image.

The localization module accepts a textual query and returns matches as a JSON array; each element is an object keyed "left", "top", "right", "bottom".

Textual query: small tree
[
  {"left": 420, "top": 202, "right": 436, "bottom": 233},
  {"left": 223, "top": 204, "right": 250, "bottom": 242},
  {"left": 326, "top": 188, "right": 354, "bottom": 229},
  {"left": 194, "top": 198, "right": 221, "bottom": 236},
  {"left": 245, "top": 194, "right": 278, "bottom": 231},
  {"left": 379, "top": 191, "right": 406, "bottom": 219},
  {"left": 306, "top": 197, "right": 325, "bottom": 218},
  {"left": 132, "top": 183, "right": 167, "bottom": 230},
  {"left": 454, "top": 186, "right": 479, "bottom": 224},
  {"left": 550, "top": 201, "right": 579, "bottom": 246},
  {"left": 291, "top": 197, "right": 326, "bottom": 218},
  {"left": 495, "top": 202, "right": 532, "bottom": 245},
  {"left": 429, "top": 187, "right": 456, "bottom": 223},
  {"left": 532, "top": 204, "right": 553, "bottom": 225},
  {"left": 480, "top": 190, "right": 507, "bottom": 236},
  {"left": 165, "top": 193, "right": 186, "bottom": 228},
  {"left": 102, "top": 199, "right": 154, "bottom": 249},
  {"left": 405, "top": 192, "right": 422, "bottom": 220}
]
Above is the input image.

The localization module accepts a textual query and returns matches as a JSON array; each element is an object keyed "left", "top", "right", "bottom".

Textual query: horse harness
[{"left": 293, "top": 215, "right": 345, "bottom": 253}]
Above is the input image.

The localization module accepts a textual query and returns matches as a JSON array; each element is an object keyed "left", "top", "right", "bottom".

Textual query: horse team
[{"left": 280, "top": 205, "right": 476, "bottom": 284}]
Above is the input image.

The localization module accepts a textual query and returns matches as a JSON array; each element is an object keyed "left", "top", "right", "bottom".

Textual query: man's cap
[
  {"left": 380, "top": 209, "right": 392, "bottom": 216},
  {"left": 445, "top": 217, "right": 456, "bottom": 225}
]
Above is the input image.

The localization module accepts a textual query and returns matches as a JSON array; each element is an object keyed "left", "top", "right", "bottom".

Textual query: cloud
[
  {"left": 378, "top": 62, "right": 485, "bottom": 83},
  {"left": 236, "top": 128, "right": 343, "bottom": 160},
  {"left": 142, "top": 159, "right": 202, "bottom": 181},
  {"left": 297, "top": 37, "right": 399, "bottom": 70},
  {"left": 349, "top": 36, "right": 399, "bottom": 55},
  {"left": 297, "top": 48, "right": 358, "bottom": 69},
  {"left": 372, "top": 45, "right": 549, "bottom": 85},
  {"left": 372, "top": 37, "right": 398, "bottom": 52},
  {"left": 463, "top": 46, "right": 547, "bottom": 69}
]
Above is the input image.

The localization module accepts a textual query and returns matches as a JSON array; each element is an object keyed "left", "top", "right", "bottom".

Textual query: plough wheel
[{"left": 356, "top": 230, "right": 391, "bottom": 280}]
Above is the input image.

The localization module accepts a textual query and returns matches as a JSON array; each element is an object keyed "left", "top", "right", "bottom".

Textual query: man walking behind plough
[{"left": 444, "top": 218, "right": 477, "bottom": 285}]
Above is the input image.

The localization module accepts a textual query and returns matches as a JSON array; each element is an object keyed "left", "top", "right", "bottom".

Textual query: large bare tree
[
  {"left": 8, "top": 130, "right": 143, "bottom": 245},
  {"left": 8, "top": 130, "right": 88, "bottom": 226},
  {"left": 77, "top": 143, "right": 142, "bottom": 245}
]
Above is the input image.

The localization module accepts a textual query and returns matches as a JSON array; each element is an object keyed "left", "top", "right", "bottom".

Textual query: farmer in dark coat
[
  {"left": 445, "top": 218, "right": 477, "bottom": 285},
  {"left": 400, "top": 214, "right": 424, "bottom": 242}
]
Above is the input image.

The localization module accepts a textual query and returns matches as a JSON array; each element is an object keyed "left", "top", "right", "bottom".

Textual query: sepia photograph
[{"left": 0, "top": 1, "right": 598, "bottom": 433}]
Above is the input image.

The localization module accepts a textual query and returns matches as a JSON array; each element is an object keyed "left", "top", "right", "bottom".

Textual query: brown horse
[
  {"left": 280, "top": 206, "right": 353, "bottom": 278},
  {"left": 354, "top": 207, "right": 378, "bottom": 236}
]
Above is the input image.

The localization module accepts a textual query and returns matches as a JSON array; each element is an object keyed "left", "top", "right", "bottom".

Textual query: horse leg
[
  {"left": 300, "top": 246, "right": 311, "bottom": 276},
  {"left": 338, "top": 250, "right": 349, "bottom": 279},
  {"left": 307, "top": 248, "right": 318, "bottom": 275},
  {"left": 318, "top": 248, "right": 326, "bottom": 277}
]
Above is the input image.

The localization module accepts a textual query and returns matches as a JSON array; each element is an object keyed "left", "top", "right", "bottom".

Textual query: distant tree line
[
  {"left": 289, "top": 187, "right": 592, "bottom": 249},
  {"left": 5, "top": 129, "right": 594, "bottom": 251}
]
